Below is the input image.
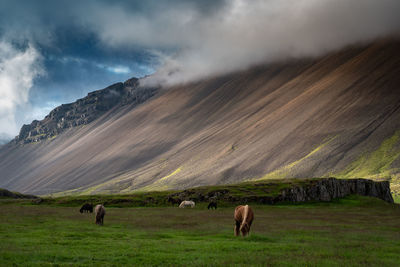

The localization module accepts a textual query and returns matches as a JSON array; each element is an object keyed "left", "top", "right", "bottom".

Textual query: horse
[
  {"left": 207, "top": 201, "right": 217, "bottom": 209},
  {"left": 234, "top": 205, "right": 254, "bottom": 236},
  {"left": 79, "top": 203, "right": 93, "bottom": 213},
  {"left": 95, "top": 204, "right": 106, "bottom": 225},
  {"left": 179, "top": 200, "right": 195, "bottom": 208}
]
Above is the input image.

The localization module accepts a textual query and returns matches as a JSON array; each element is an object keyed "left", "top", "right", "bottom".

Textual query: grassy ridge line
[
  {"left": 37, "top": 178, "right": 324, "bottom": 207},
  {"left": 0, "top": 188, "right": 38, "bottom": 199}
]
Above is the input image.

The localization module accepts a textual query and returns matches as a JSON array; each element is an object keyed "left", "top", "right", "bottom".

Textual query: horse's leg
[
  {"left": 241, "top": 226, "right": 247, "bottom": 237},
  {"left": 248, "top": 221, "right": 253, "bottom": 235},
  {"left": 234, "top": 221, "right": 240, "bottom": 236}
]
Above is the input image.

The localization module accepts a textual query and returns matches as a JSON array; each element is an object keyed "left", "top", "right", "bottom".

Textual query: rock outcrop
[
  {"left": 0, "top": 188, "right": 38, "bottom": 199},
  {"left": 14, "top": 78, "right": 158, "bottom": 144},
  {"left": 277, "top": 178, "right": 394, "bottom": 203},
  {"left": 167, "top": 178, "right": 394, "bottom": 204}
]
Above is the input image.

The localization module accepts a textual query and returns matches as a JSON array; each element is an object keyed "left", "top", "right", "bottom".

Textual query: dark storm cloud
[{"left": 0, "top": 0, "right": 399, "bottom": 137}]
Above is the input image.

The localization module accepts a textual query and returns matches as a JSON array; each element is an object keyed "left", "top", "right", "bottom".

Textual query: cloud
[
  {"left": 3, "top": 0, "right": 398, "bottom": 88},
  {"left": 75, "top": 0, "right": 400, "bottom": 86},
  {"left": 95, "top": 63, "right": 131, "bottom": 74},
  {"left": 107, "top": 66, "right": 130, "bottom": 74},
  {"left": 1, "top": 0, "right": 399, "bottom": 88},
  {"left": 0, "top": 41, "right": 44, "bottom": 136},
  {"left": 136, "top": 0, "right": 400, "bottom": 86}
]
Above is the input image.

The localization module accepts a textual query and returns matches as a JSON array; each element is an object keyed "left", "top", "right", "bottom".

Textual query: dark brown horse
[
  {"left": 95, "top": 204, "right": 106, "bottom": 225},
  {"left": 80, "top": 203, "right": 93, "bottom": 213},
  {"left": 207, "top": 201, "right": 217, "bottom": 209},
  {"left": 234, "top": 205, "right": 254, "bottom": 236}
]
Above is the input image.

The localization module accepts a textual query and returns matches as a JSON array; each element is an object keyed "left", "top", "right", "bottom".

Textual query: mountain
[
  {"left": 0, "top": 38, "right": 399, "bottom": 196},
  {"left": 13, "top": 78, "right": 157, "bottom": 144}
]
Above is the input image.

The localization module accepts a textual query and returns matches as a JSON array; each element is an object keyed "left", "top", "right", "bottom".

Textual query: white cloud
[
  {"left": 106, "top": 65, "right": 131, "bottom": 74},
  {"left": 0, "top": 41, "right": 44, "bottom": 136},
  {"left": 95, "top": 63, "right": 131, "bottom": 74}
]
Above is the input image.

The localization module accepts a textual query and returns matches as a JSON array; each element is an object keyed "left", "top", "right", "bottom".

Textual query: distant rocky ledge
[
  {"left": 0, "top": 188, "right": 38, "bottom": 199},
  {"left": 13, "top": 78, "right": 158, "bottom": 144},
  {"left": 34, "top": 178, "right": 394, "bottom": 207},
  {"left": 168, "top": 178, "right": 394, "bottom": 204}
]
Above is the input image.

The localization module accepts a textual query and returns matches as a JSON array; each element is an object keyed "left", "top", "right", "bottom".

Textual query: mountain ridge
[
  {"left": 1, "top": 38, "right": 399, "bottom": 196},
  {"left": 13, "top": 78, "right": 158, "bottom": 144}
]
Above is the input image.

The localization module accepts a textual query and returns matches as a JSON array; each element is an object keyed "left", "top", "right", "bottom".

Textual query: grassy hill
[{"left": 0, "top": 188, "right": 38, "bottom": 199}]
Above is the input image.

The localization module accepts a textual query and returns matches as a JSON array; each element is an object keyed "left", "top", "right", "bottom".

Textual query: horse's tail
[{"left": 241, "top": 205, "right": 249, "bottom": 228}]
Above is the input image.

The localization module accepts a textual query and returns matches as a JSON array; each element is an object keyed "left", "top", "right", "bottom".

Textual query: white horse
[{"left": 179, "top": 200, "right": 195, "bottom": 208}]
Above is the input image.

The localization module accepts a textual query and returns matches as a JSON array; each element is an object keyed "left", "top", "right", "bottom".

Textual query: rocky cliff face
[
  {"left": 14, "top": 78, "right": 158, "bottom": 144},
  {"left": 277, "top": 178, "right": 394, "bottom": 203},
  {"left": 168, "top": 178, "right": 394, "bottom": 204}
]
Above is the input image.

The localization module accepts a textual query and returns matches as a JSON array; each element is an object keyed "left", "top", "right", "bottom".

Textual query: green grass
[
  {"left": 1, "top": 195, "right": 399, "bottom": 266},
  {"left": 258, "top": 136, "right": 337, "bottom": 180},
  {"left": 338, "top": 131, "right": 400, "bottom": 178},
  {"left": 335, "top": 131, "right": 400, "bottom": 197}
]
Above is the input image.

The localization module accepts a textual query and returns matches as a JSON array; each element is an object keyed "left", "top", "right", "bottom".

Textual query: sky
[{"left": 0, "top": 0, "right": 399, "bottom": 140}]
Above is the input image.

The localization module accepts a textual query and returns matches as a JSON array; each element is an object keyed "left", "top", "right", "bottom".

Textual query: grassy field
[{"left": 0, "top": 196, "right": 399, "bottom": 266}]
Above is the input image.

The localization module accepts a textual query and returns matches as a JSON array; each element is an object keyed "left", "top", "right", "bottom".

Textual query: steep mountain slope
[{"left": 1, "top": 39, "right": 400, "bottom": 196}]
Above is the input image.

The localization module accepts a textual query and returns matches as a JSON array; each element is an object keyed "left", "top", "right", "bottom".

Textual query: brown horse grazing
[
  {"left": 234, "top": 205, "right": 254, "bottom": 236},
  {"left": 95, "top": 204, "right": 106, "bottom": 225}
]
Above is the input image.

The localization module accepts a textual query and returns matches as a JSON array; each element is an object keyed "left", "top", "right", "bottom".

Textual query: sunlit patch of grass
[
  {"left": 140, "top": 167, "right": 183, "bottom": 192},
  {"left": 335, "top": 131, "right": 400, "bottom": 196},
  {"left": 257, "top": 136, "right": 337, "bottom": 180},
  {"left": 338, "top": 131, "right": 400, "bottom": 178}
]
